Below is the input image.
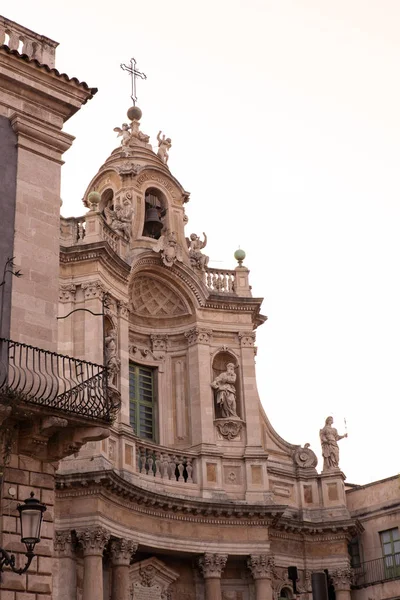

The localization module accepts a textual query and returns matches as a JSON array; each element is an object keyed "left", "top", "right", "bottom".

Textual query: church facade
[{"left": 0, "top": 15, "right": 399, "bottom": 600}]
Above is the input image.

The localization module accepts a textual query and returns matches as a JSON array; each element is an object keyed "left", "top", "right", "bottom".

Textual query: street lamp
[{"left": 0, "top": 492, "right": 46, "bottom": 580}]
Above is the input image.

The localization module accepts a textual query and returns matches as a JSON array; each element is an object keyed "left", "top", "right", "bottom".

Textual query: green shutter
[{"left": 129, "top": 363, "right": 155, "bottom": 440}]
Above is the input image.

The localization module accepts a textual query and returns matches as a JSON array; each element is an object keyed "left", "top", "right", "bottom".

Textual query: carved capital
[
  {"left": 82, "top": 280, "right": 105, "bottom": 299},
  {"left": 247, "top": 554, "right": 275, "bottom": 580},
  {"left": 59, "top": 283, "right": 76, "bottom": 303},
  {"left": 185, "top": 327, "right": 212, "bottom": 346},
  {"left": 238, "top": 331, "right": 256, "bottom": 347},
  {"left": 110, "top": 538, "right": 138, "bottom": 566},
  {"left": 150, "top": 334, "right": 168, "bottom": 354},
  {"left": 54, "top": 530, "right": 74, "bottom": 557},
  {"left": 198, "top": 553, "right": 227, "bottom": 578},
  {"left": 331, "top": 565, "right": 353, "bottom": 590},
  {"left": 77, "top": 526, "right": 110, "bottom": 556}
]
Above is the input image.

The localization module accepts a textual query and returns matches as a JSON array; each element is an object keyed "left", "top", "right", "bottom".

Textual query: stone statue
[
  {"left": 105, "top": 198, "right": 134, "bottom": 239},
  {"left": 157, "top": 131, "right": 172, "bottom": 164},
  {"left": 114, "top": 123, "right": 131, "bottom": 146},
  {"left": 153, "top": 230, "right": 183, "bottom": 267},
  {"left": 105, "top": 329, "right": 120, "bottom": 386},
  {"left": 319, "top": 416, "right": 347, "bottom": 471},
  {"left": 211, "top": 363, "right": 238, "bottom": 419},
  {"left": 186, "top": 232, "right": 209, "bottom": 271},
  {"left": 114, "top": 121, "right": 150, "bottom": 146}
]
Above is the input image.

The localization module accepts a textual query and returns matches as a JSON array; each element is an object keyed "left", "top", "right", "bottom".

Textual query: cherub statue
[
  {"left": 319, "top": 416, "right": 347, "bottom": 471},
  {"left": 104, "top": 199, "right": 134, "bottom": 240},
  {"left": 211, "top": 363, "right": 238, "bottom": 418},
  {"left": 114, "top": 123, "right": 131, "bottom": 146},
  {"left": 131, "top": 119, "right": 150, "bottom": 144},
  {"left": 186, "top": 232, "right": 209, "bottom": 271},
  {"left": 105, "top": 329, "right": 120, "bottom": 387},
  {"left": 153, "top": 230, "right": 183, "bottom": 267},
  {"left": 157, "top": 131, "right": 172, "bottom": 163}
]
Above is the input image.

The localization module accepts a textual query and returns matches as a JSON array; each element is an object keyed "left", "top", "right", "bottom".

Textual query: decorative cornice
[
  {"left": 198, "top": 553, "right": 228, "bottom": 578},
  {"left": 60, "top": 241, "right": 130, "bottom": 284}
]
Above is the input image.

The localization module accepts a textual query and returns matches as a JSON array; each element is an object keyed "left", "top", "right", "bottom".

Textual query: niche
[
  {"left": 142, "top": 187, "right": 167, "bottom": 239},
  {"left": 101, "top": 188, "right": 114, "bottom": 214},
  {"left": 211, "top": 351, "right": 241, "bottom": 420}
]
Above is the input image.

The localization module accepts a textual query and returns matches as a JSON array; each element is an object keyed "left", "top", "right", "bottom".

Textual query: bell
[{"left": 143, "top": 206, "right": 163, "bottom": 238}]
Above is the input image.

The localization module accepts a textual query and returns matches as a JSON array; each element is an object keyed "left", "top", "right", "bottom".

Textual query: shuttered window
[{"left": 129, "top": 363, "right": 155, "bottom": 441}]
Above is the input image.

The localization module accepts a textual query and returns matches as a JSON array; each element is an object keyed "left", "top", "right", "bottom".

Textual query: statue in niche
[
  {"left": 319, "top": 416, "right": 347, "bottom": 471},
  {"left": 105, "top": 329, "right": 120, "bottom": 386},
  {"left": 157, "top": 131, "right": 172, "bottom": 164},
  {"left": 153, "top": 229, "right": 183, "bottom": 267},
  {"left": 211, "top": 363, "right": 238, "bottom": 419},
  {"left": 186, "top": 232, "right": 209, "bottom": 271},
  {"left": 105, "top": 197, "right": 134, "bottom": 239}
]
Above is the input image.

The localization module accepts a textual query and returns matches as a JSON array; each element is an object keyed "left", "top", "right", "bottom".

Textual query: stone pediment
[
  {"left": 130, "top": 557, "right": 179, "bottom": 600},
  {"left": 131, "top": 274, "right": 191, "bottom": 318}
]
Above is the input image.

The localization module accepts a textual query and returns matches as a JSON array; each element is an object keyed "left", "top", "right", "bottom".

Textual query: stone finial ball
[
  {"left": 234, "top": 248, "right": 246, "bottom": 263},
  {"left": 127, "top": 106, "right": 142, "bottom": 121},
  {"left": 87, "top": 190, "right": 101, "bottom": 208}
]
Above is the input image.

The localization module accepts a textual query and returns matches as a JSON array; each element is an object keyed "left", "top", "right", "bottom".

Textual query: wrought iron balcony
[
  {"left": 352, "top": 552, "right": 400, "bottom": 588},
  {"left": 0, "top": 338, "right": 116, "bottom": 423}
]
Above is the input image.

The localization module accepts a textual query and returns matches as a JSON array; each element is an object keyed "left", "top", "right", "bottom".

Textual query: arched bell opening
[
  {"left": 100, "top": 188, "right": 115, "bottom": 214},
  {"left": 142, "top": 187, "right": 167, "bottom": 239},
  {"left": 211, "top": 351, "right": 242, "bottom": 420}
]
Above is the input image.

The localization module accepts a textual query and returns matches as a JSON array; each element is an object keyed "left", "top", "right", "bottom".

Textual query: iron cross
[{"left": 120, "top": 58, "right": 147, "bottom": 106}]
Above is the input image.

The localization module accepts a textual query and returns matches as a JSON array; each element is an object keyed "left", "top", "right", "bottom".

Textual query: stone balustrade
[
  {"left": 136, "top": 440, "right": 196, "bottom": 483},
  {"left": 205, "top": 267, "right": 235, "bottom": 293},
  {"left": 60, "top": 213, "right": 128, "bottom": 257},
  {"left": 0, "top": 15, "right": 57, "bottom": 67}
]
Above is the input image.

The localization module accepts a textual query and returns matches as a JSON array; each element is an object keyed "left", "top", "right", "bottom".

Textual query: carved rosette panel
[
  {"left": 59, "top": 284, "right": 76, "bottom": 303},
  {"left": 185, "top": 327, "right": 212, "bottom": 346},
  {"left": 215, "top": 419, "right": 243, "bottom": 441},
  {"left": 331, "top": 566, "right": 353, "bottom": 590},
  {"left": 247, "top": 554, "right": 275, "bottom": 580},
  {"left": 293, "top": 444, "right": 318, "bottom": 469},
  {"left": 82, "top": 280, "right": 106, "bottom": 299},
  {"left": 54, "top": 530, "right": 73, "bottom": 557},
  {"left": 110, "top": 538, "right": 138, "bottom": 566},
  {"left": 76, "top": 526, "right": 110, "bottom": 556},
  {"left": 198, "top": 553, "right": 228, "bottom": 579}
]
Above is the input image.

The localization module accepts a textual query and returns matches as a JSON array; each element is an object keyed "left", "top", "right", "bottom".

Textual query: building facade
[{"left": 0, "top": 15, "right": 399, "bottom": 600}]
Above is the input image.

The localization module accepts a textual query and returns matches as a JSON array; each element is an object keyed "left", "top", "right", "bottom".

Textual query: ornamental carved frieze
[
  {"left": 110, "top": 538, "right": 137, "bottom": 566},
  {"left": 293, "top": 443, "right": 318, "bottom": 469},
  {"left": 215, "top": 419, "right": 243, "bottom": 441},
  {"left": 59, "top": 283, "right": 76, "bottom": 303},
  {"left": 115, "top": 161, "right": 141, "bottom": 176},
  {"left": 330, "top": 565, "right": 353, "bottom": 590},
  {"left": 238, "top": 331, "right": 256, "bottom": 347},
  {"left": 247, "top": 554, "right": 275, "bottom": 580},
  {"left": 76, "top": 526, "right": 110, "bottom": 556},
  {"left": 185, "top": 327, "right": 212, "bottom": 346},
  {"left": 198, "top": 553, "right": 228, "bottom": 578},
  {"left": 54, "top": 530, "right": 73, "bottom": 556},
  {"left": 82, "top": 280, "right": 106, "bottom": 299}
]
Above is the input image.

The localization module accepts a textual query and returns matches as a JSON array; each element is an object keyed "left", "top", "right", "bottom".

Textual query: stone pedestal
[
  {"left": 247, "top": 554, "right": 274, "bottom": 600},
  {"left": 110, "top": 538, "right": 137, "bottom": 600},
  {"left": 77, "top": 526, "right": 110, "bottom": 600},
  {"left": 198, "top": 553, "right": 228, "bottom": 600}
]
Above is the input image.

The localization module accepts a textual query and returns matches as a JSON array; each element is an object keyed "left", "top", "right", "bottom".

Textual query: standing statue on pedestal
[
  {"left": 157, "top": 131, "right": 172, "bottom": 164},
  {"left": 319, "top": 416, "right": 347, "bottom": 471},
  {"left": 105, "top": 329, "right": 120, "bottom": 387},
  {"left": 186, "top": 232, "right": 209, "bottom": 271},
  {"left": 211, "top": 363, "right": 238, "bottom": 418}
]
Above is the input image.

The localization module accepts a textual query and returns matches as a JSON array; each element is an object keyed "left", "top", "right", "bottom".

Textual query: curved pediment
[{"left": 131, "top": 274, "right": 191, "bottom": 318}]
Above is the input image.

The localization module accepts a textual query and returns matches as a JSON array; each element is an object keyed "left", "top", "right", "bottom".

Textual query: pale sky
[{"left": 6, "top": 1, "right": 400, "bottom": 484}]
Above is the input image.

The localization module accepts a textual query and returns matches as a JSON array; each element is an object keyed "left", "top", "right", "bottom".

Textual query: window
[
  {"left": 348, "top": 537, "right": 361, "bottom": 568},
  {"left": 380, "top": 528, "right": 400, "bottom": 577},
  {"left": 129, "top": 363, "right": 156, "bottom": 441}
]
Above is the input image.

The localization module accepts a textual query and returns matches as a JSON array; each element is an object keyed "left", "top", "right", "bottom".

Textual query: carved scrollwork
[
  {"left": 215, "top": 419, "right": 243, "bottom": 440},
  {"left": 293, "top": 443, "right": 318, "bottom": 469}
]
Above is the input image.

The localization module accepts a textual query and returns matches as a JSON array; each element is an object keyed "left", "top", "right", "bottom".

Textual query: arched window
[{"left": 142, "top": 187, "right": 167, "bottom": 239}]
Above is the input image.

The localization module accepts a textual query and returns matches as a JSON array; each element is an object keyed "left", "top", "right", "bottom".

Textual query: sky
[{"left": 6, "top": 0, "right": 400, "bottom": 484}]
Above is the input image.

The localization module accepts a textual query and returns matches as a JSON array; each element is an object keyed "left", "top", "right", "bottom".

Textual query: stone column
[
  {"left": 54, "top": 531, "right": 77, "bottom": 600},
  {"left": 77, "top": 526, "right": 110, "bottom": 600},
  {"left": 198, "top": 553, "right": 228, "bottom": 600},
  {"left": 110, "top": 538, "right": 138, "bottom": 600},
  {"left": 331, "top": 565, "right": 353, "bottom": 600},
  {"left": 247, "top": 554, "right": 274, "bottom": 600}
]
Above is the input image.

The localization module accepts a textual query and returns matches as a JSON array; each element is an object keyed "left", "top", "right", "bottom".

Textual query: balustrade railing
[
  {"left": 352, "top": 553, "right": 400, "bottom": 587},
  {"left": 100, "top": 219, "right": 120, "bottom": 254},
  {"left": 0, "top": 16, "right": 57, "bottom": 67},
  {"left": 205, "top": 268, "right": 235, "bottom": 294},
  {"left": 137, "top": 440, "right": 195, "bottom": 483},
  {"left": 0, "top": 338, "right": 114, "bottom": 422}
]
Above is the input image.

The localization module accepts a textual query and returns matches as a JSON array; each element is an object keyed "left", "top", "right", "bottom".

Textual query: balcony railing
[
  {"left": 137, "top": 440, "right": 196, "bottom": 483},
  {"left": 353, "top": 553, "right": 400, "bottom": 588},
  {"left": 0, "top": 338, "right": 115, "bottom": 423}
]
